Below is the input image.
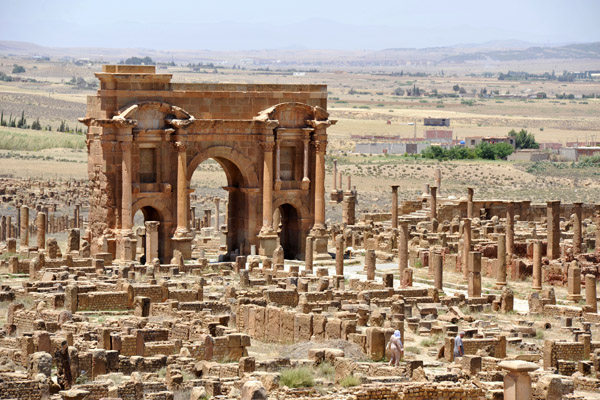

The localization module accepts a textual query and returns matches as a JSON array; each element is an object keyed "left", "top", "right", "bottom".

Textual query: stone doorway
[{"left": 278, "top": 203, "right": 301, "bottom": 260}]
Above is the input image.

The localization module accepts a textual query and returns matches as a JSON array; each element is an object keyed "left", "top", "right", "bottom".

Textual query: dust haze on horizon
[{"left": 0, "top": 0, "right": 599, "bottom": 51}]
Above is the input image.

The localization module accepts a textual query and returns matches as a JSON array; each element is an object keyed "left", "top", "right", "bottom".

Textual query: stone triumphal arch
[{"left": 81, "top": 65, "right": 334, "bottom": 262}]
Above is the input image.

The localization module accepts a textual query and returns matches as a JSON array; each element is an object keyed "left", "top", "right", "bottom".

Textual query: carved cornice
[{"left": 78, "top": 117, "right": 138, "bottom": 128}]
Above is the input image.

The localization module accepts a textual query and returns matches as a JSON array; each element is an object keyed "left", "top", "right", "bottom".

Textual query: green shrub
[
  {"left": 280, "top": 367, "right": 314, "bottom": 388},
  {"left": 536, "top": 330, "right": 544, "bottom": 340},
  {"left": 405, "top": 346, "right": 421, "bottom": 354},
  {"left": 339, "top": 375, "right": 361, "bottom": 387},
  {"left": 316, "top": 362, "right": 335, "bottom": 380}
]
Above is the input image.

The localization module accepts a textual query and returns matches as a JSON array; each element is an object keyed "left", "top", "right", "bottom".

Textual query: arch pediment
[
  {"left": 116, "top": 102, "right": 195, "bottom": 130},
  {"left": 254, "top": 102, "right": 330, "bottom": 129}
]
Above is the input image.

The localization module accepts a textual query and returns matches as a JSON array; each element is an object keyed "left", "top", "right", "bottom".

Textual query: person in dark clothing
[{"left": 54, "top": 340, "right": 72, "bottom": 390}]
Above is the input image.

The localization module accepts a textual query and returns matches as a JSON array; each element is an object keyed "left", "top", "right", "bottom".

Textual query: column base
[
  {"left": 171, "top": 236, "right": 192, "bottom": 259},
  {"left": 300, "top": 178, "right": 310, "bottom": 190},
  {"left": 495, "top": 281, "right": 507, "bottom": 288},
  {"left": 567, "top": 294, "right": 582, "bottom": 302},
  {"left": 311, "top": 227, "right": 331, "bottom": 261},
  {"left": 532, "top": 286, "right": 542, "bottom": 291},
  {"left": 258, "top": 230, "right": 279, "bottom": 259}
]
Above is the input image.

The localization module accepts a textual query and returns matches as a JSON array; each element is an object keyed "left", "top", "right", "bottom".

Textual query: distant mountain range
[{"left": 0, "top": 40, "right": 598, "bottom": 65}]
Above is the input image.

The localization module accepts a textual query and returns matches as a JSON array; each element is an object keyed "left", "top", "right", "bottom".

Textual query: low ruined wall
[
  {"left": 543, "top": 340, "right": 585, "bottom": 369},
  {"left": 0, "top": 377, "right": 49, "bottom": 400},
  {"left": 78, "top": 291, "right": 129, "bottom": 311},
  {"left": 353, "top": 383, "right": 484, "bottom": 400}
]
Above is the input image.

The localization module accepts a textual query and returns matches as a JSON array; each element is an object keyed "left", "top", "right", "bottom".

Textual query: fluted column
[
  {"left": 391, "top": 185, "right": 399, "bottom": 229},
  {"left": 313, "top": 140, "right": 327, "bottom": 230},
  {"left": 121, "top": 142, "right": 133, "bottom": 232},
  {"left": 174, "top": 141, "right": 189, "bottom": 236},
  {"left": 261, "top": 142, "right": 275, "bottom": 231}
]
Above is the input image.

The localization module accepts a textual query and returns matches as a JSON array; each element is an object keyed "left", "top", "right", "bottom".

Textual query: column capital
[
  {"left": 172, "top": 141, "right": 188, "bottom": 152},
  {"left": 260, "top": 141, "right": 276, "bottom": 152},
  {"left": 312, "top": 140, "right": 327, "bottom": 153},
  {"left": 145, "top": 221, "right": 160, "bottom": 231}
]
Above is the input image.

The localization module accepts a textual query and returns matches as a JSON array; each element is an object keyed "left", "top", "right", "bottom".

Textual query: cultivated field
[{"left": 0, "top": 55, "right": 599, "bottom": 209}]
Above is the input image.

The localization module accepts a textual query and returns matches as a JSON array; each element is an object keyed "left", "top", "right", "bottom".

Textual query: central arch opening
[{"left": 190, "top": 156, "right": 248, "bottom": 258}]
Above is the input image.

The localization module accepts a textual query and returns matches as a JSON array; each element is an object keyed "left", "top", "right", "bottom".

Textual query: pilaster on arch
[{"left": 186, "top": 145, "right": 259, "bottom": 188}]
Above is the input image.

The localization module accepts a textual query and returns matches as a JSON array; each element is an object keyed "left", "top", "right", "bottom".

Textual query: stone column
[
  {"left": 567, "top": 263, "right": 582, "bottom": 302},
  {"left": 20, "top": 205, "right": 29, "bottom": 249},
  {"left": 302, "top": 138, "right": 310, "bottom": 186},
  {"left": 434, "top": 168, "right": 441, "bottom": 194},
  {"left": 174, "top": 142, "right": 189, "bottom": 236},
  {"left": 314, "top": 141, "right": 327, "bottom": 229},
  {"left": 305, "top": 236, "right": 313, "bottom": 273},
  {"left": 145, "top": 221, "right": 160, "bottom": 264},
  {"left": 121, "top": 142, "right": 133, "bottom": 232},
  {"left": 468, "top": 251, "right": 482, "bottom": 298},
  {"left": 433, "top": 251, "right": 443, "bottom": 291},
  {"left": 573, "top": 202, "right": 583, "bottom": 255},
  {"left": 0, "top": 215, "right": 5, "bottom": 242},
  {"left": 203, "top": 210, "right": 212, "bottom": 228},
  {"left": 338, "top": 172, "right": 343, "bottom": 191},
  {"left": 532, "top": 240, "right": 542, "bottom": 291},
  {"left": 430, "top": 186, "right": 437, "bottom": 221},
  {"left": 391, "top": 185, "right": 399, "bottom": 229},
  {"left": 311, "top": 140, "right": 330, "bottom": 260},
  {"left": 496, "top": 234, "right": 507, "bottom": 286},
  {"left": 585, "top": 274, "right": 597, "bottom": 313},
  {"left": 335, "top": 234, "right": 344, "bottom": 276},
  {"left": 36, "top": 212, "right": 46, "bottom": 250},
  {"left": 547, "top": 201, "right": 561, "bottom": 259},
  {"left": 342, "top": 193, "right": 356, "bottom": 225},
  {"left": 462, "top": 218, "right": 471, "bottom": 278},
  {"left": 398, "top": 221, "right": 409, "bottom": 276},
  {"left": 366, "top": 249, "right": 376, "bottom": 280},
  {"left": 347, "top": 175, "right": 351, "bottom": 192},
  {"left": 332, "top": 159, "right": 337, "bottom": 191},
  {"left": 6, "top": 216, "right": 11, "bottom": 239},
  {"left": 274, "top": 139, "right": 282, "bottom": 189},
  {"left": 506, "top": 202, "right": 515, "bottom": 256},
  {"left": 467, "top": 188, "right": 474, "bottom": 219},
  {"left": 260, "top": 142, "right": 275, "bottom": 231},
  {"left": 214, "top": 198, "right": 221, "bottom": 230},
  {"left": 499, "top": 360, "right": 539, "bottom": 400}
]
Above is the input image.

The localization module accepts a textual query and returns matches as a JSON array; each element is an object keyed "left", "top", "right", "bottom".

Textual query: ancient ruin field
[{"left": 2, "top": 51, "right": 600, "bottom": 400}]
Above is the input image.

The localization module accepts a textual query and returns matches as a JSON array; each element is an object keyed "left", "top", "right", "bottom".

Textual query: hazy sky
[{"left": 1, "top": 0, "right": 599, "bottom": 50}]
